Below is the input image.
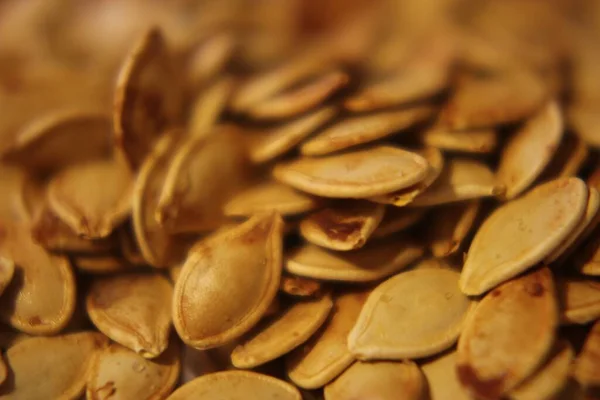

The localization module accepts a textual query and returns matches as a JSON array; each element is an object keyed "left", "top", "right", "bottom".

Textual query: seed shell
[
  {"left": 421, "top": 351, "right": 472, "bottom": 400},
  {"left": 572, "top": 320, "right": 600, "bottom": 388},
  {"left": 557, "top": 278, "right": 600, "bottom": 325},
  {"left": 420, "top": 125, "right": 498, "bottom": 154},
  {"left": 371, "top": 207, "right": 426, "bottom": 239},
  {"left": 427, "top": 200, "right": 481, "bottom": 258}
]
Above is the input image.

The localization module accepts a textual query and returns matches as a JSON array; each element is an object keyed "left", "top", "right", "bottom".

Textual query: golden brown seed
[
  {"left": 420, "top": 125, "right": 498, "bottom": 154},
  {"left": 572, "top": 320, "right": 600, "bottom": 388},
  {"left": 299, "top": 201, "right": 385, "bottom": 251},
  {"left": 0, "top": 165, "right": 38, "bottom": 224},
  {"left": 246, "top": 70, "right": 348, "bottom": 120},
  {"left": 324, "top": 360, "right": 425, "bottom": 400},
  {"left": 113, "top": 27, "right": 183, "bottom": 169},
  {"left": 86, "top": 273, "right": 173, "bottom": 358},
  {"left": 87, "top": 339, "right": 180, "bottom": 400},
  {"left": 371, "top": 207, "right": 426, "bottom": 239},
  {"left": 173, "top": 212, "right": 284, "bottom": 350},
  {"left": 74, "top": 254, "right": 131, "bottom": 274},
  {"left": 231, "top": 294, "right": 333, "bottom": 369},
  {"left": 299, "top": 106, "right": 434, "bottom": 156},
  {"left": 557, "top": 278, "right": 600, "bottom": 325},
  {"left": 457, "top": 268, "right": 558, "bottom": 399},
  {"left": 118, "top": 225, "right": 147, "bottom": 267},
  {"left": 348, "top": 267, "right": 472, "bottom": 360},
  {"left": 422, "top": 351, "right": 472, "bottom": 400},
  {"left": 460, "top": 177, "right": 588, "bottom": 295},
  {"left": 188, "top": 76, "right": 235, "bottom": 138},
  {"left": 274, "top": 145, "right": 430, "bottom": 198},
  {"left": 0, "top": 332, "right": 107, "bottom": 400},
  {"left": 427, "top": 200, "right": 481, "bottom": 258},
  {"left": 286, "top": 235, "right": 423, "bottom": 282},
  {"left": 542, "top": 134, "right": 589, "bottom": 180},
  {"left": 167, "top": 370, "right": 302, "bottom": 400},
  {"left": 279, "top": 275, "right": 323, "bottom": 298},
  {"left": 286, "top": 290, "right": 369, "bottom": 389},
  {"left": 495, "top": 101, "right": 563, "bottom": 200},
  {"left": 186, "top": 33, "right": 235, "bottom": 88}
]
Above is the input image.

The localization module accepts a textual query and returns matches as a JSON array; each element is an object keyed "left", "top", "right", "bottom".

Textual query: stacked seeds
[{"left": 0, "top": 0, "right": 600, "bottom": 399}]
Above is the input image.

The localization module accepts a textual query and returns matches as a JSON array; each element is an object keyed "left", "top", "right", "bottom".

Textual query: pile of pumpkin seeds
[{"left": 1, "top": 0, "right": 600, "bottom": 399}]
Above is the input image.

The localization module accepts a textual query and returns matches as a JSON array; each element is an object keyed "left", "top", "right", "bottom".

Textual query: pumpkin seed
[
  {"left": 299, "top": 107, "right": 434, "bottom": 156},
  {"left": 457, "top": 267, "right": 558, "bottom": 399},
  {"left": 324, "top": 360, "right": 425, "bottom": 400},
  {"left": 557, "top": 278, "right": 600, "bottom": 325},
  {"left": 420, "top": 125, "right": 498, "bottom": 154},
  {"left": 495, "top": 101, "right": 563, "bottom": 200},
  {"left": 167, "top": 370, "right": 302, "bottom": 400},
  {"left": 0, "top": 332, "right": 107, "bottom": 400},
  {"left": 421, "top": 351, "right": 472, "bottom": 400},
  {"left": 74, "top": 254, "right": 131, "bottom": 274},
  {"left": 87, "top": 339, "right": 180, "bottom": 400},
  {"left": 86, "top": 273, "right": 173, "bottom": 358},
  {"left": 246, "top": 70, "right": 348, "bottom": 120},
  {"left": 0, "top": 256, "right": 14, "bottom": 298},
  {"left": 187, "top": 33, "right": 235, "bottom": 88},
  {"left": 0, "top": 165, "right": 37, "bottom": 224},
  {"left": 279, "top": 275, "right": 323, "bottom": 298},
  {"left": 572, "top": 320, "right": 600, "bottom": 388},
  {"left": 286, "top": 290, "right": 368, "bottom": 389},
  {"left": 113, "top": 27, "right": 183, "bottom": 169},
  {"left": 286, "top": 235, "right": 423, "bottom": 283},
  {"left": 370, "top": 207, "right": 426, "bottom": 239},
  {"left": 274, "top": 145, "right": 430, "bottom": 198},
  {"left": 299, "top": 201, "right": 385, "bottom": 251},
  {"left": 427, "top": 200, "right": 481, "bottom": 258},
  {"left": 569, "top": 104, "right": 600, "bottom": 149},
  {"left": 231, "top": 294, "right": 333, "bottom": 369},
  {"left": 542, "top": 134, "right": 589, "bottom": 180},
  {"left": 348, "top": 267, "right": 472, "bottom": 360},
  {"left": 172, "top": 212, "right": 283, "bottom": 350},
  {"left": 188, "top": 76, "right": 235, "bottom": 138},
  {"left": 460, "top": 177, "right": 588, "bottom": 295}
]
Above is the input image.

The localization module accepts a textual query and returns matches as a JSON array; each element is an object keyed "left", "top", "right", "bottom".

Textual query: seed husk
[
  {"left": 86, "top": 273, "right": 173, "bottom": 358},
  {"left": 118, "top": 224, "right": 147, "bottom": 267},
  {"left": 188, "top": 76, "right": 235, "bottom": 138},
  {"left": 186, "top": 33, "right": 235, "bottom": 88},
  {"left": 0, "top": 223, "right": 76, "bottom": 334},
  {"left": 419, "top": 125, "right": 498, "bottom": 154},
  {"left": 273, "top": 145, "right": 430, "bottom": 198},
  {"left": 370, "top": 207, "right": 426, "bottom": 239},
  {"left": 427, "top": 200, "right": 481, "bottom": 258},
  {"left": 299, "top": 201, "right": 385, "bottom": 251},
  {"left": 495, "top": 101, "right": 563, "bottom": 200},
  {"left": 348, "top": 267, "right": 472, "bottom": 360},
  {"left": 156, "top": 126, "right": 249, "bottom": 234},
  {"left": 460, "top": 177, "right": 588, "bottom": 295},
  {"left": 224, "top": 181, "right": 321, "bottom": 217},
  {"left": 576, "top": 231, "right": 600, "bottom": 276},
  {"left": 324, "top": 360, "right": 425, "bottom": 400},
  {"left": 0, "top": 110, "right": 112, "bottom": 175},
  {"left": 509, "top": 340, "right": 574, "bottom": 400},
  {"left": 456, "top": 267, "right": 558, "bottom": 400},
  {"left": 299, "top": 106, "right": 434, "bottom": 156},
  {"left": 557, "top": 278, "right": 600, "bottom": 325},
  {"left": 286, "top": 235, "right": 423, "bottom": 283},
  {"left": 167, "top": 370, "right": 302, "bottom": 400},
  {"left": 231, "top": 293, "right": 333, "bottom": 369},
  {"left": 0, "top": 165, "right": 38, "bottom": 224},
  {"left": 47, "top": 157, "right": 134, "bottom": 239},
  {"left": 279, "top": 275, "right": 323, "bottom": 298},
  {"left": 113, "top": 27, "right": 183, "bottom": 170},
  {"left": 74, "top": 254, "right": 131, "bottom": 274},
  {"left": 542, "top": 134, "right": 589, "bottom": 180},
  {"left": 410, "top": 157, "right": 502, "bottom": 207},
  {"left": 421, "top": 351, "right": 472, "bottom": 400},
  {"left": 572, "top": 320, "right": 600, "bottom": 388},
  {"left": 0, "top": 332, "right": 107, "bottom": 400},
  {"left": 0, "top": 256, "right": 14, "bottom": 298},
  {"left": 246, "top": 70, "right": 348, "bottom": 120},
  {"left": 247, "top": 106, "right": 337, "bottom": 164},
  {"left": 286, "top": 290, "right": 369, "bottom": 389},
  {"left": 87, "top": 339, "right": 181, "bottom": 400},
  {"left": 172, "top": 212, "right": 284, "bottom": 350}
]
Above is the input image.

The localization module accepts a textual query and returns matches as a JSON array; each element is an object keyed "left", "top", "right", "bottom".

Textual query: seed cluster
[{"left": 0, "top": 0, "right": 600, "bottom": 399}]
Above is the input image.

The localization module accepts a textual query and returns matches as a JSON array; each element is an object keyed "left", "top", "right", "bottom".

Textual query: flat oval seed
[
  {"left": 247, "top": 107, "right": 337, "bottom": 164},
  {"left": 422, "top": 351, "right": 472, "bottom": 400},
  {"left": 348, "top": 267, "right": 471, "bottom": 360},
  {"left": 187, "top": 33, "right": 235, "bottom": 88},
  {"left": 557, "top": 278, "right": 600, "bottom": 325},
  {"left": 188, "top": 76, "right": 234, "bottom": 138},
  {"left": 1, "top": 110, "right": 112, "bottom": 174},
  {"left": 409, "top": 157, "right": 502, "bottom": 207},
  {"left": 371, "top": 207, "right": 426, "bottom": 239},
  {"left": 370, "top": 146, "right": 444, "bottom": 206},
  {"left": 300, "top": 107, "right": 434, "bottom": 156},
  {"left": 495, "top": 101, "right": 563, "bottom": 200},
  {"left": 246, "top": 70, "right": 348, "bottom": 120},
  {"left": 286, "top": 290, "right": 369, "bottom": 389},
  {"left": 460, "top": 177, "right": 588, "bottom": 295},
  {"left": 420, "top": 125, "right": 498, "bottom": 154},
  {"left": 156, "top": 127, "right": 249, "bottom": 234},
  {"left": 87, "top": 273, "right": 172, "bottom": 358},
  {"left": 509, "top": 340, "right": 574, "bottom": 400},
  {"left": 273, "top": 145, "right": 429, "bottom": 198},
  {"left": 231, "top": 294, "right": 333, "bottom": 369},
  {"left": 427, "top": 200, "right": 481, "bottom": 258},
  {"left": 47, "top": 158, "right": 133, "bottom": 238},
  {"left": 457, "top": 268, "right": 558, "bottom": 399},
  {"left": 286, "top": 236, "right": 424, "bottom": 282},
  {"left": 167, "top": 370, "right": 302, "bottom": 400},
  {"left": 114, "top": 27, "right": 183, "bottom": 169},
  {"left": 87, "top": 340, "right": 180, "bottom": 400},
  {"left": 0, "top": 223, "right": 76, "bottom": 334},
  {"left": 324, "top": 360, "right": 425, "bottom": 400},
  {"left": 572, "top": 320, "right": 600, "bottom": 388},
  {"left": 0, "top": 256, "right": 14, "bottom": 297},
  {"left": 173, "top": 213, "right": 284, "bottom": 350},
  {"left": 0, "top": 332, "right": 107, "bottom": 400},
  {"left": 299, "top": 201, "right": 385, "bottom": 251},
  {"left": 224, "top": 181, "right": 321, "bottom": 217}
]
